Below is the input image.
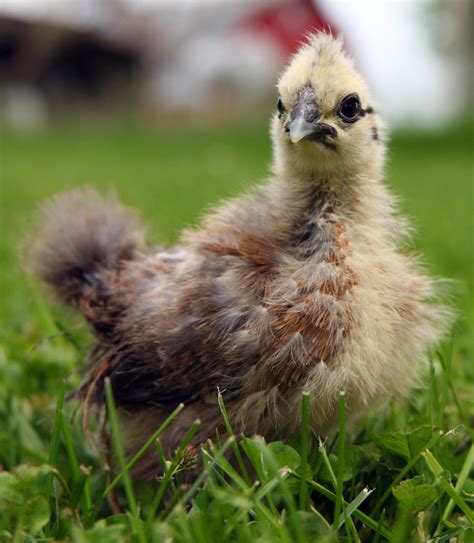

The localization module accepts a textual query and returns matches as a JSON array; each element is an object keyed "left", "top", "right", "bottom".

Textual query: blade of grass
[
  {"left": 254, "top": 468, "right": 290, "bottom": 502},
  {"left": 70, "top": 466, "right": 92, "bottom": 510},
  {"left": 337, "top": 487, "right": 374, "bottom": 530},
  {"left": 312, "top": 433, "right": 338, "bottom": 480},
  {"left": 391, "top": 506, "right": 413, "bottom": 542},
  {"left": 147, "top": 454, "right": 175, "bottom": 521},
  {"left": 104, "top": 378, "right": 146, "bottom": 543},
  {"left": 146, "top": 418, "right": 202, "bottom": 522},
  {"left": 251, "top": 440, "right": 305, "bottom": 543},
  {"left": 373, "top": 508, "right": 386, "bottom": 543},
  {"left": 60, "top": 412, "right": 92, "bottom": 515},
  {"left": 240, "top": 438, "right": 265, "bottom": 483},
  {"left": 203, "top": 438, "right": 275, "bottom": 527},
  {"left": 50, "top": 466, "right": 72, "bottom": 498},
  {"left": 258, "top": 468, "right": 299, "bottom": 543},
  {"left": 223, "top": 471, "right": 289, "bottom": 536},
  {"left": 299, "top": 391, "right": 310, "bottom": 510},
  {"left": 422, "top": 448, "right": 474, "bottom": 524},
  {"left": 155, "top": 438, "right": 179, "bottom": 502},
  {"left": 59, "top": 412, "right": 79, "bottom": 481},
  {"left": 47, "top": 379, "right": 65, "bottom": 524},
  {"left": 209, "top": 449, "right": 292, "bottom": 543},
  {"left": 437, "top": 443, "right": 474, "bottom": 532},
  {"left": 370, "top": 429, "right": 443, "bottom": 517},
  {"left": 102, "top": 401, "right": 185, "bottom": 499},
  {"left": 318, "top": 436, "right": 360, "bottom": 542},
  {"left": 42, "top": 466, "right": 72, "bottom": 537},
  {"left": 217, "top": 388, "right": 250, "bottom": 483},
  {"left": 429, "top": 357, "right": 441, "bottom": 431},
  {"left": 200, "top": 448, "right": 234, "bottom": 491},
  {"left": 332, "top": 391, "right": 346, "bottom": 539},
  {"left": 318, "top": 437, "right": 337, "bottom": 485},
  {"left": 167, "top": 437, "right": 235, "bottom": 515},
  {"left": 289, "top": 471, "right": 392, "bottom": 540},
  {"left": 240, "top": 437, "right": 279, "bottom": 516},
  {"left": 309, "top": 505, "right": 331, "bottom": 530},
  {"left": 438, "top": 347, "right": 474, "bottom": 442},
  {"left": 202, "top": 441, "right": 249, "bottom": 492},
  {"left": 205, "top": 436, "right": 297, "bottom": 536}
]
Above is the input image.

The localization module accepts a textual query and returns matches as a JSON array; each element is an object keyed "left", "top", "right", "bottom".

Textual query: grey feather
[{"left": 26, "top": 188, "right": 146, "bottom": 304}]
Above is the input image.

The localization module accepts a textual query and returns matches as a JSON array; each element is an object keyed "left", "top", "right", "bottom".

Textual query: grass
[{"left": 0, "top": 119, "right": 473, "bottom": 542}]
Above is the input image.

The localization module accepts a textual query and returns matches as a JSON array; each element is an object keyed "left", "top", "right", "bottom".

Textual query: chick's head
[{"left": 272, "top": 33, "right": 385, "bottom": 180}]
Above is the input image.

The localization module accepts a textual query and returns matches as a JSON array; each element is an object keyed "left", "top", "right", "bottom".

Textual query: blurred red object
[{"left": 238, "top": 0, "right": 338, "bottom": 60}]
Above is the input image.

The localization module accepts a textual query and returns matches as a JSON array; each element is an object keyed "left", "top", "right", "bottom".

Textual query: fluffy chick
[{"left": 28, "top": 34, "right": 450, "bottom": 478}]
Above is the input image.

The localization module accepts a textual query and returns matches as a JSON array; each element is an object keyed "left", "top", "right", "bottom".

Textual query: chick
[{"left": 29, "top": 34, "right": 450, "bottom": 478}]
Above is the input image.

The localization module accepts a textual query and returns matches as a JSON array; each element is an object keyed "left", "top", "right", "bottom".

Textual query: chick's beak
[
  {"left": 287, "top": 88, "right": 321, "bottom": 143},
  {"left": 288, "top": 114, "right": 338, "bottom": 145},
  {"left": 286, "top": 87, "right": 337, "bottom": 144},
  {"left": 285, "top": 85, "right": 337, "bottom": 145},
  {"left": 288, "top": 116, "right": 319, "bottom": 143}
]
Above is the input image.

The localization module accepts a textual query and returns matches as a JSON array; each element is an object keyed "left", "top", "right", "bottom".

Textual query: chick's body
[{"left": 30, "top": 35, "right": 449, "bottom": 478}]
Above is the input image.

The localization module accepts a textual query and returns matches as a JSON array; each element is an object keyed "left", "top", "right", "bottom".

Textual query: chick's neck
[{"left": 265, "top": 159, "right": 391, "bottom": 248}]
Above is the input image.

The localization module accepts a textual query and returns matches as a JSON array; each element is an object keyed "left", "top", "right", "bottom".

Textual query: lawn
[{"left": 0, "top": 120, "right": 473, "bottom": 542}]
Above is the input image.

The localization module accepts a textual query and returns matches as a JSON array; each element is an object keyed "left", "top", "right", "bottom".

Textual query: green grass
[{"left": 0, "top": 119, "right": 473, "bottom": 542}]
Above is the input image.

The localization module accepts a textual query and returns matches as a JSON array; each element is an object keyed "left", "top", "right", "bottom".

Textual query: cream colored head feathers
[{"left": 272, "top": 34, "right": 384, "bottom": 181}]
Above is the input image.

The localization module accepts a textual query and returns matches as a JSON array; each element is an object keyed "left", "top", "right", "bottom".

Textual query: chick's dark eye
[
  {"left": 339, "top": 95, "right": 361, "bottom": 123},
  {"left": 277, "top": 98, "right": 286, "bottom": 116}
]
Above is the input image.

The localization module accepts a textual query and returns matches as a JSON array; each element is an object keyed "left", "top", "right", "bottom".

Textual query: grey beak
[
  {"left": 287, "top": 84, "right": 321, "bottom": 143},
  {"left": 286, "top": 85, "right": 337, "bottom": 145},
  {"left": 288, "top": 116, "right": 320, "bottom": 143},
  {"left": 288, "top": 117, "right": 337, "bottom": 144}
]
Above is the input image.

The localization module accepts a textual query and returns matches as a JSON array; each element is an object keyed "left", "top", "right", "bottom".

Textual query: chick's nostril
[{"left": 305, "top": 111, "right": 319, "bottom": 123}]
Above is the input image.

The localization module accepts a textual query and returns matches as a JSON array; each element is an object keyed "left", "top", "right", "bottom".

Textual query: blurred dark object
[
  {"left": 0, "top": 11, "right": 145, "bottom": 126},
  {"left": 0, "top": 0, "right": 336, "bottom": 125},
  {"left": 1, "top": 0, "right": 469, "bottom": 127}
]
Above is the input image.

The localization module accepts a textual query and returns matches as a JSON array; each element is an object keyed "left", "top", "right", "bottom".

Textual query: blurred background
[
  {"left": 0, "top": 0, "right": 472, "bottom": 349},
  {"left": 0, "top": 0, "right": 472, "bottom": 127}
]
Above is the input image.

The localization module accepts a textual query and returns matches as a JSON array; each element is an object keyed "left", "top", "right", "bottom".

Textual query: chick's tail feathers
[{"left": 26, "top": 188, "right": 146, "bottom": 322}]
